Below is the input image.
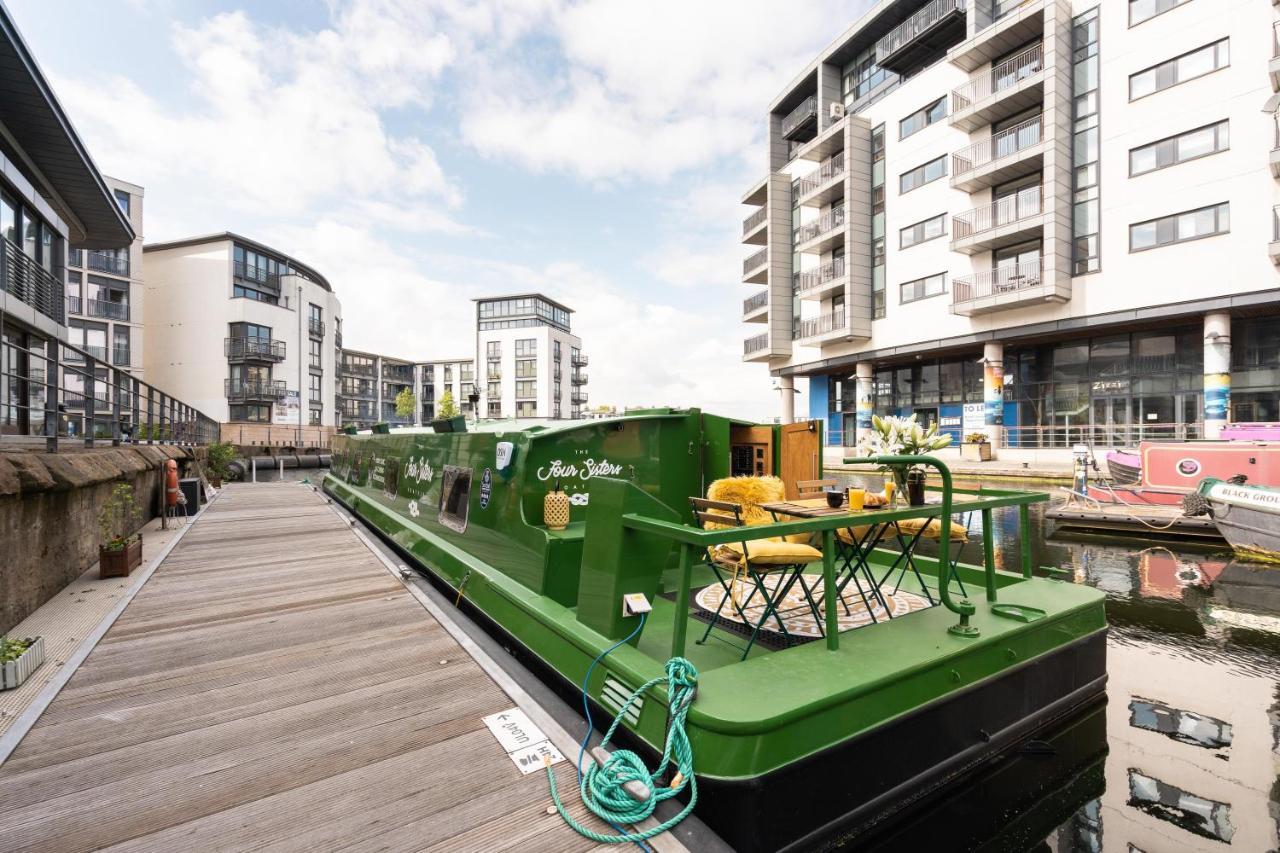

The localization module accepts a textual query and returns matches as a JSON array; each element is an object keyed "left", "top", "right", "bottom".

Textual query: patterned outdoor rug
[{"left": 692, "top": 572, "right": 933, "bottom": 640}]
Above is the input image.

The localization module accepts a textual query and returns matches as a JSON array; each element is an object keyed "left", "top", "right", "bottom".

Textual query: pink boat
[{"left": 1094, "top": 425, "right": 1280, "bottom": 506}]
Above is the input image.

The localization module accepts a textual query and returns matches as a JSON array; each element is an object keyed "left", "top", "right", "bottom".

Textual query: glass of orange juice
[
  {"left": 847, "top": 487, "right": 865, "bottom": 511},
  {"left": 883, "top": 480, "right": 896, "bottom": 505}
]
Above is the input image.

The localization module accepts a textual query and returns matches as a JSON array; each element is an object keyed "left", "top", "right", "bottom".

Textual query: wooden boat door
[{"left": 779, "top": 421, "right": 821, "bottom": 500}]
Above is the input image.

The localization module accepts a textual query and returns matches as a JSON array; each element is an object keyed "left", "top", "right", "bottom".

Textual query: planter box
[
  {"left": 431, "top": 416, "right": 467, "bottom": 434},
  {"left": 99, "top": 534, "right": 143, "bottom": 579},
  {"left": 1, "top": 636, "right": 45, "bottom": 690},
  {"left": 961, "top": 442, "right": 993, "bottom": 462}
]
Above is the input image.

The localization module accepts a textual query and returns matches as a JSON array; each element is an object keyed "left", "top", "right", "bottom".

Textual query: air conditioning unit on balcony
[{"left": 829, "top": 102, "right": 846, "bottom": 121}]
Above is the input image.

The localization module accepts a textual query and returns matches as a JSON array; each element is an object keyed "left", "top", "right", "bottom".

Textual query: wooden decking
[{"left": 0, "top": 483, "right": 621, "bottom": 852}]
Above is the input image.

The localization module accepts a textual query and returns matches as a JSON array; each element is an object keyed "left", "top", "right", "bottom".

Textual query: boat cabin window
[
  {"left": 438, "top": 465, "right": 472, "bottom": 533},
  {"left": 382, "top": 457, "right": 400, "bottom": 499}
]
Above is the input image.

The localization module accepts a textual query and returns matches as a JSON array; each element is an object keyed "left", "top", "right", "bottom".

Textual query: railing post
[
  {"left": 146, "top": 386, "right": 155, "bottom": 444},
  {"left": 822, "top": 529, "right": 838, "bottom": 650},
  {"left": 42, "top": 337, "right": 59, "bottom": 452},
  {"left": 131, "top": 376, "right": 140, "bottom": 442},
  {"left": 84, "top": 366, "right": 95, "bottom": 447},
  {"left": 981, "top": 508, "right": 997, "bottom": 602},
  {"left": 1019, "top": 504, "right": 1033, "bottom": 578},
  {"left": 671, "top": 543, "right": 693, "bottom": 659},
  {"left": 111, "top": 366, "right": 122, "bottom": 446}
]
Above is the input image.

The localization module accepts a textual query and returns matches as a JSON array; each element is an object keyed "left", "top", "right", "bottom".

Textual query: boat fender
[{"left": 164, "top": 460, "right": 180, "bottom": 507}]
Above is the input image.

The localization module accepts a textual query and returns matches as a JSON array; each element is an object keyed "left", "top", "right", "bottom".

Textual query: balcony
[
  {"left": 224, "top": 378, "right": 288, "bottom": 402},
  {"left": 487, "top": 369, "right": 502, "bottom": 380},
  {"left": 1271, "top": 206, "right": 1280, "bottom": 265},
  {"left": 780, "top": 95, "right": 818, "bottom": 141},
  {"left": 572, "top": 372, "right": 588, "bottom": 385},
  {"left": 572, "top": 353, "right": 588, "bottom": 367},
  {"left": 343, "top": 384, "right": 377, "bottom": 401},
  {"left": 951, "top": 113, "right": 1045, "bottom": 192},
  {"left": 742, "top": 207, "right": 768, "bottom": 245},
  {"left": 342, "top": 362, "right": 376, "bottom": 378},
  {"left": 3, "top": 237, "right": 64, "bottom": 324},
  {"left": 233, "top": 260, "right": 282, "bottom": 289},
  {"left": 743, "top": 289, "right": 769, "bottom": 322},
  {"left": 86, "top": 298, "right": 130, "bottom": 321},
  {"left": 951, "top": 185, "right": 1044, "bottom": 254},
  {"left": 571, "top": 391, "right": 588, "bottom": 405},
  {"left": 744, "top": 332, "right": 770, "bottom": 360},
  {"left": 949, "top": 0, "right": 1045, "bottom": 73},
  {"left": 950, "top": 43, "right": 1044, "bottom": 132},
  {"left": 794, "top": 205, "right": 845, "bottom": 254},
  {"left": 76, "top": 344, "right": 107, "bottom": 362},
  {"left": 794, "top": 257, "right": 848, "bottom": 300},
  {"left": 67, "top": 295, "right": 83, "bottom": 315},
  {"left": 875, "top": 0, "right": 966, "bottom": 73},
  {"left": 793, "top": 152, "right": 845, "bottom": 208},
  {"left": 86, "top": 250, "right": 129, "bottom": 277},
  {"left": 1272, "top": 23, "right": 1280, "bottom": 92},
  {"left": 795, "top": 309, "right": 848, "bottom": 344},
  {"left": 951, "top": 260, "right": 1067, "bottom": 316},
  {"left": 308, "top": 318, "right": 325, "bottom": 339},
  {"left": 225, "top": 336, "right": 287, "bottom": 362},
  {"left": 743, "top": 247, "right": 768, "bottom": 283},
  {"left": 112, "top": 346, "right": 131, "bottom": 366}
]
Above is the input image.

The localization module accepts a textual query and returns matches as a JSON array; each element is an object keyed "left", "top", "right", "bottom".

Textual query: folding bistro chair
[
  {"left": 877, "top": 515, "right": 972, "bottom": 603},
  {"left": 795, "top": 478, "right": 839, "bottom": 499},
  {"left": 690, "top": 497, "right": 825, "bottom": 659}
]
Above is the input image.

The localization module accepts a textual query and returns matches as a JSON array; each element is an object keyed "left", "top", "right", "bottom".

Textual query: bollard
[
  {"left": 251, "top": 456, "right": 256, "bottom": 483},
  {"left": 278, "top": 457, "right": 284, "bottom": 479}
]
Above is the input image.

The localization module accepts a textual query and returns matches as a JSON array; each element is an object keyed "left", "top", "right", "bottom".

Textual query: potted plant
[
  {"left": 857, "top": 414, "right": 953, "bottom": 506},
  {"left": 431, "top": 389, "right": 466, "bottom": 433},
  {"left": 98, "top": 481, "right": 143, "bottom": 578},
  {"left": 0, "top": 635, "right": 44, "bottom": 690},
  {"left": 206, "top": 440, "right": 237, "bottom": 487},
  {"left": 961, "top": 432, "right": 993, "bottom": 462}
]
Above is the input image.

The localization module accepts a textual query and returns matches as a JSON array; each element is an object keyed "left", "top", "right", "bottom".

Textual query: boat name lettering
[
  {"left": 535, "top": 458, "right": 623, "bottom": 482},
  {"left": 1211, "top": 484, "right": 1280, "bottom": 507},
  {"left": 405, "top": 457, "right": 434, "bottom": 485}
]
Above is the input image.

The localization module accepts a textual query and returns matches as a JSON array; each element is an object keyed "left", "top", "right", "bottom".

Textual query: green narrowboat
[{"left": 323, "top": 408, "right": 1107, "bottom": 852}]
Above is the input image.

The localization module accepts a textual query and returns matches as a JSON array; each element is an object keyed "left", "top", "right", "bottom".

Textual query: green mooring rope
[{"left": 547, "top": 656, "right": 699, "bottom": 844}]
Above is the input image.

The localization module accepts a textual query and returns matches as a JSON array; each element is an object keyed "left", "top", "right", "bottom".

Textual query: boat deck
[
  {"left": 1046, "top": 501, "right": 1222, "bottom": 542},
  {"left": 0, "top": 483, "right": 641, "bottom": 853}
]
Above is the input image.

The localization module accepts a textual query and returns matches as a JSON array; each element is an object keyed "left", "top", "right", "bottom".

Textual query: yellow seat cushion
[
  {"left": 715, "top": 540, "right": 822, "bottom": 566},
  {"left": 835, "top": 526, "right": 872, "bottom": 545},
  {"left": 895, "top": 517, "right": 969, "bottom": 543},
  {"left": 705, "top": 475, "right": 812, "bottom": 544}
]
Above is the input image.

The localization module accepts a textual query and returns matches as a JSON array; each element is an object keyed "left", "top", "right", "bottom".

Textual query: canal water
[{"left": 832, "top": 473, "right": 1280, "bottom": 852}]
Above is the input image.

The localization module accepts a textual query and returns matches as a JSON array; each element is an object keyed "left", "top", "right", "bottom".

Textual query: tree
[
  {"left": 394, "top": 387, "right": 417, "bottom": 419},
  {"left": 437, "top": 389, "right": 459, "bottom": 419}
]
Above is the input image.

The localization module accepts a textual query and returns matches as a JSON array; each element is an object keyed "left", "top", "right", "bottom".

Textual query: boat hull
[
  {"left": 1201, "top": 479, "right": 1280, "bottom": 563},
  {"left": 1093, "top": 440, "right": 1280, "bottom": 506}
]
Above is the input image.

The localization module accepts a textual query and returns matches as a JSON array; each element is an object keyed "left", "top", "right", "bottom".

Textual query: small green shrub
[
  {"left": 0, "top": 636, "right": 33, "bottom": 664},
  {"left": 206, "top": 441, "right": 238, "bottom": 481},
  {"left": 98, "top": 482, "right": 142, "bottom": 550}
]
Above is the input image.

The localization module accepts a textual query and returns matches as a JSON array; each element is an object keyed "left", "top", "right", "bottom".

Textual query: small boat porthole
[
  {"left": 438, "top": 465, "right": 472, "bottom": 534},
  {"left": 1175, "top": 458, "right": 1201, "bottom": 477}
]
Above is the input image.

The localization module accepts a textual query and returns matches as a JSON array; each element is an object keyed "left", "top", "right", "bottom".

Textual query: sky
[{"left": 11, "top": 0, "right": 872, "bottom": 421}]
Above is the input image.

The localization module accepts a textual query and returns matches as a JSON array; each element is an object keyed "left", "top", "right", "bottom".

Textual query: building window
[
  {"left": 309, "top": 372, "right": 321, "bottom": 397},
  {"left": 899, "top": 214, "right": 946, "bottom": 250},
  {"left": 1129, "top": 202, "right": 1229, "bottom": 252},
  {"left": 899, "top": 155, "right": 946, "bottom": 195},
  {"left": 309, "top": 338, "right": 322, "bottom": 369},
  {"left": 516, "top": 359, "right": 537, "bottom": 378},
  {"left": 487, "top": 381, "right": 500, "bottom": 399},
  {"left": 899, "top": 97, "right": 946, "bottom": 140},
  {"left": 113, "top": 327, "right": 130, "bottom": 366},
  {"left": 871, "top": 124, "right": 885, "bottom": 319},
  {"left": 1129, "top": 38, "right": 1228, "bottom": 101},
  {"left": 515, "top": 338, "right": 536, "bottom": 357},
  {"left": 309, "top": 408, "right": 322, "bottom": 426},
  {"left": 554, "top": 340, "right": 562, "bottom": 361},
  {"left": 516, "top": 401, "right": 537, "bottom": 417},
  {"left": 899, "top": 273, "right": 947, "bottom": 304},
  {"left": 1129, "top": 0, "right": 1191, "bottom": 27},
  {"left": 229, "top": 404, "right": 271, "bottom": 423},
  {"left": 477, "top": 298, "right": 570, "bottom": 332},
  {"left": 1129, "top": 120, "right": 1228, "bottom": 176},
  {"left": 113, "top": 189, "right": 130, "bottom": 216},
  {"left": 443, "top": 365, "right": 452, "bottom": 383},
  {"left": 1072, "top": 7, "right": 1101, "bottom": 275},
  {"left": 488, "top": 401, "right": 502, "bottom": 417},
  {"left": 516, "top": 380, "right": 537, "bottom": 399},
  {"left": 486, "top": 340, "right": 500, "bottom": 357}
]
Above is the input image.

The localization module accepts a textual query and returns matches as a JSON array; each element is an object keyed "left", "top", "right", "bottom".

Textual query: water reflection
[{"left": 831, "top": 474, "right": 1280, "bottom": 851}]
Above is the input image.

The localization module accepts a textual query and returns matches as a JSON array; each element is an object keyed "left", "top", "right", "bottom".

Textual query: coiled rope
[{"left": 546, "top": 620, "right": 699, "bottom": 846}]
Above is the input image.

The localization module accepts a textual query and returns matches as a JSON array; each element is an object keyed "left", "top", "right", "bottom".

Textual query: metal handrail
[
  {"left": 953, "top": 260, "right": 1043, "bottom": 303},
  {"left": 86, "top": 250, "right": 129, "bottom": 276},
  {"left": 0, "top": 334, "right": 219, "bottom": 450},
  {"left": 744, "top": 290, "right": 768, "bottom": 314},
  {"left": 952, "top": 42, "right": 1043, "bottom": 112},
  {"left": 233, "top": 260, "right": 280, "bottom": 288},
  {"left": 112, "top": 346, "right": 130, "bottom": 366},
  {"left": 572, "top": 372, "right": 588, "bottom": 385},
  {"left": 1000, "top": 422, "right": 1203, "bottom": 449},
  {"left": 794, "top": 257, "right": 847, "bottom": 295},
  {"left": 224, "top": 378, "right": 288, "bottom": 401},
  {"left": 877, "top": 0, "right": 965, "bottom": 60},
  {"left": 780, "top": 95, "right": 817, "bottom": 138},
  {"left": 308, "top": 318, "right": 325, "bottom": 338},
  {"left": 743, "top": 247, "right": 768, "bottom": 275},
  {"left": 744, "top": 333, "right": 769, "bottom": 355},
  {"left": 67, "top": 295, "right": 83, "bottom": 314},
  {"left": 341, "top": 363, "right": 377, "bottom": 377},
  {"left": 225, "top": 336, "right": 287, "bottom": 361},
  {"left": 2, "top": 236, "right": 64, "bottom": 323},
  {"left": 953, "top": 185, "right": 1042, "bottom": 239},
  {"left": 86, "top": 298, "right": 129, "bottom": 321},
  {"left": 797, "top": 309, "right": 846, "bottom": 340},
  {"left": 793, "top": 205, "right": 846, "bottom": 245},
  {"left": 952, "top": 114, "right": 1043, "bottom": 177},
  {"left": 793, "top": 152, "right": 845, "bottom": 199},
  {"left": 571, "top": 391, "right": 588, "bottom": 405},
  {"left": 572, "top": 354, "right": 589, "bottom": 366},
  {"left": 743, "top": 208, "right": 768, "bottom": 234}
]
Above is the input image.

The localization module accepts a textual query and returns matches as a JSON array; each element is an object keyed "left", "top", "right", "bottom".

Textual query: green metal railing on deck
[{"left": 620, "top": 455, "right": 1047, "bottom": 657}]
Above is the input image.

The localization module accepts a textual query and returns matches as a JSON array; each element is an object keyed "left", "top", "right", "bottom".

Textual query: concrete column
[
  {"left": 855, "top": 362, "right": 874, "bottom": 446},
  {"left": 1203, "top": 311, "right": 1231, "bottom": 439},
  {"left": 983, "top": 342, "right": 1004, "bottom": 449},
  {"left": 412, "top": 365, "right": 422, "bottom": 427},
  {"left": 779, "top": 375, "right": 795, "bottom": 424}
]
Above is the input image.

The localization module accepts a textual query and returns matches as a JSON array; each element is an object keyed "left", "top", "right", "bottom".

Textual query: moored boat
[
  {"left": 1193, "top": 477, "right": 1280, "bottom": 564},
  {"left": 324, "top": 408, "right": 1107, "bottom": 851},
  {"left": 1092, "top": 432, "right": 1280, "bottom": 506}
]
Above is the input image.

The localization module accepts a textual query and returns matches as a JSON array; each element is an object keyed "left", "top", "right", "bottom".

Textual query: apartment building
[
  {"left": 142, "top": 233, "right": 343, "bottom": 429},
  {"left": 65, "top": 176, "right": 144, "bottom": 382},
  {"left": 335, "top": 349, "right": 473, "bottom": 429},
  {"left": 0, "top": 4, "right": 135, "bottom": 436},
  {"left": 741, "top": 0, "right": 1280, "bottom": 451},
  {"left": 476, "top": 294, "right": 587, "bottom": 420}
]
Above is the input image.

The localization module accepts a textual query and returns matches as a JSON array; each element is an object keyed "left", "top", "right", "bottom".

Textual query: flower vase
[{"left": 889, "top": 468, "right": 909, "bottom": 507}]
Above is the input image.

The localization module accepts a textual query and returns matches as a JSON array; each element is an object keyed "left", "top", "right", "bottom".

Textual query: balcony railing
[
  {"left": 86, "top": 250, "right": 129, "bottom": 277},
  {"left": 225, "top": 337, "right": 287, "bottom": 362},
  {"left": 68, "top": 248, "right": 82, "bottom": 268},
  {"left": 794, "top": 257, "right": 847, "bottom": 296},
  {"left": 76, "top": 344, "right": 107, "bottom": 361},
  {"left": 744, "top": 290, "right": 768, "bottom": 314},
  {"left": 572, "top": 354, "right": 588, "bottom": 367},
  {"left": 112, "top": 346, "right": 130, "bottom": 366},
  {"left": 796, "top": 309, "right": 846, "bottom": 341},
  {"left": 342, "top": 384, "right": 377, "bottom": 401},
  {"left": 743, "top": 208, "right": 768, "bottom": 235},
  {"left": 780, "top": 95, "right": 818, "bottom": 139},
  {"left": 743, "top": 247, "right": 768, "bottom": 275},
  {"left": 744, "top": 333, "right": 769, "bottom": 355},
  {"left": 572, "top": 372, "right": 588, "bottom": 385},
  {"left": 342, "top": 363, "right": 377, "bottom": 377},
  {"left": 953, "top": 260, "right": 1044, "bottom": 304},
  {"left": 571, "top": 391, "right": 588, "bottom": 405},
  {"left": 3, "top": 237, "right": 64, "bottom": 324},
  {"left": 233, "top": 260, "right": 281, "bottom": 288},
  {"left": 487, "top": 370, "right": 502, "bottom": 380},
  {"left": 793, "top": 152, "right": 845, "bottom": 199},
  {"left": 793, "top": 205, "right": 846, "bottom": 245},
  {"left": 308, "top": 318, "right": 325, "bottom": 338},
  {"left": 67, "top": 295, "right": 83, "bottom": 315},
  {"left": 876, "top": 0, "right": 965, "bottom": 62},
  {"left": 952, "top": 43, "right": 1043, "bottom": 113},
  {"left": 225, "top": 378, "right": 288, "bottom": 402},
  {"left": 952, "top": 114, "right": 1043, "bottom": 178},
  {"left": 953, "top": 185, "right": 1043, "bottom": 240},
  {"left": 86, "top": 298, "right": 130, "bottom": 321}
]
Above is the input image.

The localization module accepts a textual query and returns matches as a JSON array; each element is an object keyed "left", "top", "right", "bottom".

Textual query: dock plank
[{"left": 0, "top": 483, "right": 624, "bottom": 852}]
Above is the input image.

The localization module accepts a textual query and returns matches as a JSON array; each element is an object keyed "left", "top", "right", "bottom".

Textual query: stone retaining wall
[{"left": 0, "top": 446, "right": 194, "bottom": 634}]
